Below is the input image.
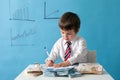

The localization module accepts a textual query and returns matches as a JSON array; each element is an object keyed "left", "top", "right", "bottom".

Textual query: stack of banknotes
[
  {"left": 76, "top": 63, "right": 103, "bottom": 74},
  {"left": 43, "top": 66, "right": 81, "bottom": 78}
]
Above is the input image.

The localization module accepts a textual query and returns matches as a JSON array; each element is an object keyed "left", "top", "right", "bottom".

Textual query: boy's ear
[{"left": 77, "top": 28, "right": 80, "bottom": 33}]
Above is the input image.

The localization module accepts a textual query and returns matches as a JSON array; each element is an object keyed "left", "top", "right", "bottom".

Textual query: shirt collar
[{"left": 63, "top": 35, "right": 78, "bottom": 45}]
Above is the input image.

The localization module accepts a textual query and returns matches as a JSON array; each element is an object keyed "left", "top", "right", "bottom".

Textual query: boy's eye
[{"left": 67, "top": 33, "right": 72, "bottom": 35}]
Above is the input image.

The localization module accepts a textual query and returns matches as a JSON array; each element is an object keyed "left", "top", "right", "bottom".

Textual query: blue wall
[{"left": 0, "top": 0, "right": 120, "bottom": 80}]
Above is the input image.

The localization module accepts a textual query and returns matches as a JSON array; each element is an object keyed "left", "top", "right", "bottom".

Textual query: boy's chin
[{"left": 64, "top": 39, "right": 71, "bottom": 41}]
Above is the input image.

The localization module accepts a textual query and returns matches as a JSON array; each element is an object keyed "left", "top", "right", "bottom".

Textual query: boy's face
[{"left": 60, "top": 29, "right": 77, "bottom": 41}]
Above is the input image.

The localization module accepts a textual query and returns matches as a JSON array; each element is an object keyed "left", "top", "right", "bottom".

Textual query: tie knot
[{"left": 66, "top": 41, "right": 71, "bottom": 46}]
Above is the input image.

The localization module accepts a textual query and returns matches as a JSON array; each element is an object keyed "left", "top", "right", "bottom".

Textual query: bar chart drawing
[
  {"left": 9, "top": 0, "right": 35, "bottom": 22},
  {"left": 44, "top": 1, "right": 60, "bottom": 19}
]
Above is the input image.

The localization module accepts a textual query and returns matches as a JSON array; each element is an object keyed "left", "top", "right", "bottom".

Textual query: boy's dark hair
[{"left": 59, "top": 12, "right": 81, "bottom": 33}]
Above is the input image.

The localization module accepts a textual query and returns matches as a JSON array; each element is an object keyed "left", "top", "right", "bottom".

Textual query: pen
[{"left": 44, "top": 46, "right": 49, "bottom": 56}]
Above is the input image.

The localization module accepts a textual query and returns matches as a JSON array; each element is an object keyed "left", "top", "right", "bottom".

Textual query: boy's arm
[
  {"left": 45, "top": 39, "right": 60, "bottom": 65},
  {"left": 53, "top": 60, "right": 70, "bottom": 67}
]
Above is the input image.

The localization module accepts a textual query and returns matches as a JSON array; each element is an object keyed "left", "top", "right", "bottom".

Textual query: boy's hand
[
  {"left": 53, "top": 61, "right": 70, "bottom": 68},
  {"left": 53, "top": 64, "right": 62, "bottom": 67},
  {"left": 46, "top": 60, "right": 54, "bottom": 67}
]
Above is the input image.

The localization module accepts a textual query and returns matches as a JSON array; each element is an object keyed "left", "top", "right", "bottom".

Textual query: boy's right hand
[{"left": 46, "top": 60, "right": 54, "bottom": 67}]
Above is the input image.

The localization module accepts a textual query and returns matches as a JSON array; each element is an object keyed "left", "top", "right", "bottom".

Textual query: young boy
[{"left": 45, "top": 12, "right": 88, "bottom": 67}]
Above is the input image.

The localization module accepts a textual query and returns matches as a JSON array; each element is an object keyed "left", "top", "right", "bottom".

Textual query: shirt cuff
[{"left": 68, "top": 58, "right": 77, "bottom": 65}]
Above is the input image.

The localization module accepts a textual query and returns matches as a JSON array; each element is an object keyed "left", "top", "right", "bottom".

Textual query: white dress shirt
[{"left": 46, "top": 35, "right": 88, "bottom": 65}]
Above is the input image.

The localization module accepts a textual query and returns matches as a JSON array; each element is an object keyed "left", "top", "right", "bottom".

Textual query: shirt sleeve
[
  {"left": 68, "top": 38, "right": 88, "bottom": 65},
  {"left": 45, "top": 39, "right": 60, "bottom": 62}
]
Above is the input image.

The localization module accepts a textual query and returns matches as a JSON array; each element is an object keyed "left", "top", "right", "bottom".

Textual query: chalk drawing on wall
[
  {"left": 44, "top": 1, "right": 60, "bottom": 19},
  {"left": 9, "top": 0, "right": 35, "bottom": 22},
  {"left": 10, "top": 28, "right": 36, "bottom": 47}
]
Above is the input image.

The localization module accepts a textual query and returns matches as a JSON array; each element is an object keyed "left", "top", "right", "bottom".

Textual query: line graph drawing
[
  {"left": 10, "top": 28, "right": 36, "bottom": 47},
  {"left": 44, "top": 1, "right": 60, "bottom": 19},
  {"left": 9, "top": 0, "right": 35, "bottom": 22}
]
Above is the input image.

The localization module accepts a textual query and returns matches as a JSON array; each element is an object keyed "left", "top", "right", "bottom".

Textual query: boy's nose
[{"left": 64, "top": 34, "right": 68, "bottom": 38}]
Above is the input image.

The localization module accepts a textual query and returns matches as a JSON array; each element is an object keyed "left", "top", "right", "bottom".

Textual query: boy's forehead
[{"left": 60, "top": 29, "right": 75, "bottom": 33}]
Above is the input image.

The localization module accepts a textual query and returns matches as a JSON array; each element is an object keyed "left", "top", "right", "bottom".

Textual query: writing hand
[{"left": 46, "top": 60, "right": 54, "bottom": 67}]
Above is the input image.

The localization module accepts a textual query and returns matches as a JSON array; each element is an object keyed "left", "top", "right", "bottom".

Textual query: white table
[{"left": 15, "top": 64, "right": 114, "bottom": 80}]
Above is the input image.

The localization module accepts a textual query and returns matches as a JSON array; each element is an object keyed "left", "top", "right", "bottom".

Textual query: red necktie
[{"left": 64, "top": 41, "right": 71, "bottom": 61}]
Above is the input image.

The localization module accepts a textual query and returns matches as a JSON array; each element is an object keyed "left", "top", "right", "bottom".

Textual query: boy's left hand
[
  {"left": 53, "top": 61, "right": 70, "bottom": 67},
  {"left": 53, "top": 64, "right": 62, "bottom": 67}
]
